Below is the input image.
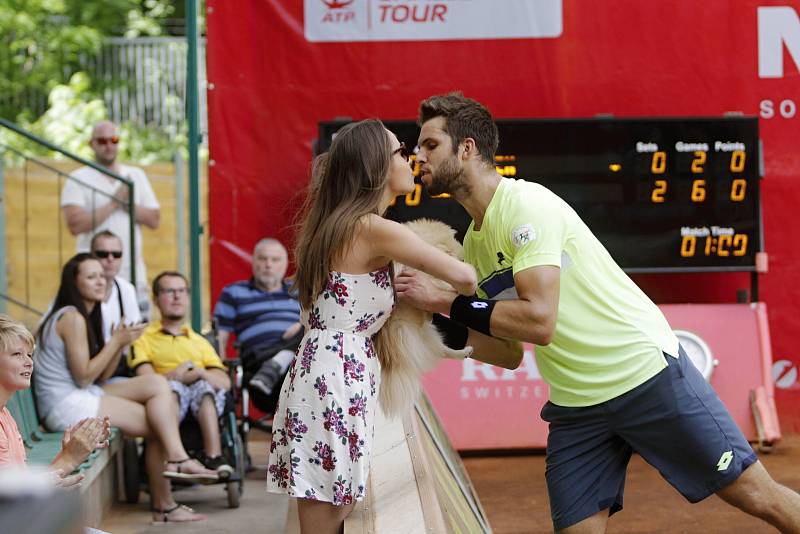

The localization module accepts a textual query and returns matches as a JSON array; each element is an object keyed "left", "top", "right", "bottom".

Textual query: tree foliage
[
  {"left": 0, "top": 1, "right": 187, "bottom": 162},
  {"left": 0, "top": 0, "right": 177, "bottom": 122},
  {"left": 1, "top": 71, "right": 191, "bottom": 166}
]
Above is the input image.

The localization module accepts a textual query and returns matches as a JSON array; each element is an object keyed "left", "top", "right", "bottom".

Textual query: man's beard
[
  {"left": 426, "top": 155, "right": 469, "bottom": 197},
  {"left": 164, "top": 313, "right": 184, "bottom": 321}
]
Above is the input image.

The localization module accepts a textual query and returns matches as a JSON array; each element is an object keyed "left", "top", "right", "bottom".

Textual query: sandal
[
  {"left": 151, "top": 503, "right": 207, "bottom": 525},
  {"left": 163, "top": 458, "right": 219, "bottom": 483}
]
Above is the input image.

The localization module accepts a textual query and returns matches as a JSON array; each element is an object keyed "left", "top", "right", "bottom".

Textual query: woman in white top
[{"left": 35, "top": 253, "right": 217, "bottom": 524}]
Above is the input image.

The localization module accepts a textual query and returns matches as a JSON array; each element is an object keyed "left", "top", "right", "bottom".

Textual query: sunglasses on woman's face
[
  {"left": 93, "top": 136, "right": 120, "bottom": 146},
  {"left": 93, "top": 250, "right": 123, "bottom": 259},
  {"left": 393, "top": 142, "right": 410, "bottom": 162}
]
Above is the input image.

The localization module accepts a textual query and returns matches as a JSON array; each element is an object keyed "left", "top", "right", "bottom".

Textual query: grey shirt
[{"left": 33, "top": 306, "right": 83, "bottom": 420}]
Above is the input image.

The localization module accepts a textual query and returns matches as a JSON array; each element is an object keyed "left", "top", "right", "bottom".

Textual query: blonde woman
[{"left": 0, "top": 314, "right": 109, "bottom": 484}]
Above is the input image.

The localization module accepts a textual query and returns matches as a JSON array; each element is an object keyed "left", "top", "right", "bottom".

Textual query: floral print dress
[{"left": 266, "top": 266, "right": 393, "bottom": 505}]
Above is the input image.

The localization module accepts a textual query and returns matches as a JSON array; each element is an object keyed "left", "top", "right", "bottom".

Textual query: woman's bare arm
[
  {"left": 366, "top": 215, "right": 477, "bottom": 295},
  {"left": 58, "top": 311, "right": 143, "bottom": 387}
]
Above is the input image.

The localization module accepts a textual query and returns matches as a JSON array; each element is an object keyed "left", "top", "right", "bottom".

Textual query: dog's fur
[{"left": 374, "top": 219, "right": 473, "bottom": 419}]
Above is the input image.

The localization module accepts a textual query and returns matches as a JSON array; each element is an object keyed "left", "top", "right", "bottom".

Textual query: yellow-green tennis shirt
[{"left": 463, "top": 178, "right": 679, "bottom": 407}]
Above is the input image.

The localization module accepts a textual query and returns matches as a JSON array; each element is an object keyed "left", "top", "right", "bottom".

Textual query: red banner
[{"left": 206, "top": 0, "right": 800, "bottom": 431}]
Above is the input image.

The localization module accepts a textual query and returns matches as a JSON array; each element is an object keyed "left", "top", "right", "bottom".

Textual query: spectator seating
[{"left": 5, "top": 388, "right": 122, "bottom": 527}]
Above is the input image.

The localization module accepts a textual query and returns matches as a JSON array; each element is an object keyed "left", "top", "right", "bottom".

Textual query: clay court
[
  {"left": 97, "top": 431, "right": 799, "bottom": 532},
  {"left": 463, "top": 435, "right": 800, "bottom": 533}
]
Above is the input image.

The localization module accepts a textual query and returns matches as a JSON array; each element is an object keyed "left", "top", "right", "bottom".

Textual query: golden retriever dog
[{"left": 374, "top": 218, "right": 473, "bottom": 419}]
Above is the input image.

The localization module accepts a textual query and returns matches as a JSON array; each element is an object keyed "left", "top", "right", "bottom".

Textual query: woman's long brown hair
[
  {"left": 37, "top": 253, "right": 105, "bottom": 357},
  {"left": 293, "top": 119, "right": 393, "bottom": 310}
]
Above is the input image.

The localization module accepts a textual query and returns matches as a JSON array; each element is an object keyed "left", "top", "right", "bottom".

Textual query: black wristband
[
  {"left": 449, "top": 294, "right": 495, "bottom": 336},
  {"left": 431, "top": 313, "right": 469, "bottom": 350}
]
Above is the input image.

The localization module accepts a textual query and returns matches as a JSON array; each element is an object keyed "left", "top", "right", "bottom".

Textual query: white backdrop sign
[{"left": 304, "top": 0, "right": 563, "bottom": 42}]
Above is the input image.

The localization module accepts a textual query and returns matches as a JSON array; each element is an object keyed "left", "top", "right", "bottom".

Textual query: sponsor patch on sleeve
[{"left": 511, "top": 224, "right": 536, "bottom": 248}]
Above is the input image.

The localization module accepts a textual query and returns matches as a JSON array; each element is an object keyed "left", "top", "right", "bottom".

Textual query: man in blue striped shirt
[{"left": 214, "top": 238, "right": 301, "bottom": 400}]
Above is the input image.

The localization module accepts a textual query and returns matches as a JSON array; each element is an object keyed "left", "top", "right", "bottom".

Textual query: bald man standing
[{"left": 61, "top": 120, "right": 160, "bottom": 313}]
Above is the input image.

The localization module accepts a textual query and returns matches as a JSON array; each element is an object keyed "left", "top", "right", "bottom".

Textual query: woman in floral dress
[{"left": 266, "top": 119, "right": 478, "bottom": 534}]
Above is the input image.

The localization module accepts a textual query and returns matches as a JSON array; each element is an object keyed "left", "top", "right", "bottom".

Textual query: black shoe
[
  {"left": 203, "top": 454, "right": 233, "bottom": 480},
  {"left": 248, "top": 377, "right": 273, "bottom": 397},
  {"left": 251, "top": 360, "right": 284, "bottom": 395}
]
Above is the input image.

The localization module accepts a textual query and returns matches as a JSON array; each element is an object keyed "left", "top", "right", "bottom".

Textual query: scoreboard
[{"left": 318, "top": 117, "right": 761, "bottom": 273}]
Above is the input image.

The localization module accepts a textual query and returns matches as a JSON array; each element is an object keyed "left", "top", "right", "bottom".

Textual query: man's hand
[
  {"left": 181, "top": 367, "right": 204, "bottom": 384},
  {"left": 166, "top": 361, "right": 194, "bottom": 381},
  {"left": 114, "top": 183, "right": 130, "bottom": 209},
  {"left": 394, "top": 270, "right": 457, "bottom": 314},
  {"left": 282, "top": 322, "right": 302, "bottom": 340}
]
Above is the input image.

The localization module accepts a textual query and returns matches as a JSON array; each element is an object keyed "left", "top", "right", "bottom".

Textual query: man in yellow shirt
[
  {"left": 131, "top": 271, "right": 232, "bottom": 478},
  {"left": 396, "top": 93, "right": 800, "bottom": 533}
]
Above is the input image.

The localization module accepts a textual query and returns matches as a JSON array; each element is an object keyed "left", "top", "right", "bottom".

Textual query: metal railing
[
  {"left": 0, "top": 118, "right": 135, "bottom": 322},
  {"left": 87, "top": 37, "right": 207, "bottom": 135},
  {"left": 0, "top": 37, "right": 207, "bottom": 138}
]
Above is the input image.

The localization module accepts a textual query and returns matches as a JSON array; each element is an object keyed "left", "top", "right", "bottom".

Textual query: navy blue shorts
[{"left": 541, "top": 346, "right": 757, "bottom": 531}]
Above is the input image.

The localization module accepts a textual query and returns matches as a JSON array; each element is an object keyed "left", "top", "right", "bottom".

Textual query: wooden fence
[{"left": 1, "top": 157, "right": 210, "bottom": 329}]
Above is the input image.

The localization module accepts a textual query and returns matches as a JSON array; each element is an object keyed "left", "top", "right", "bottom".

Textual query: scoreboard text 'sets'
[{"left": 318, "top": 118, "right": 761, "bottom": 273}]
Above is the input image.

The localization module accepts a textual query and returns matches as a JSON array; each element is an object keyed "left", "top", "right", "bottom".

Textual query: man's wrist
[
  {"left": 450, "top": 295, "right": 496, "bottom": 336},
  {"left": 434, "top": 289, "right": 458, "bottom": 314}
]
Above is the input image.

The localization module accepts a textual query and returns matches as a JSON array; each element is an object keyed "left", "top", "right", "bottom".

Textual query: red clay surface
[{"left": 463, "top": 434, "right": 800, "bottom": 533}]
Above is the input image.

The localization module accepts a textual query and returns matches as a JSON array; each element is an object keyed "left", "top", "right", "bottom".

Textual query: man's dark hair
[
  {"left": 418, "top": 91, "right": 499, "bottom": 165},
  {"left": 152, "top": 270, "right": 189, "bottom": 296},
  {"left": 90, "top": 229, "right": 121, "bottom": 251}
]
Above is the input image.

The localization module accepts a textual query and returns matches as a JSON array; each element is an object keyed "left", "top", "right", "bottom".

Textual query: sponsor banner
[
  {"left": 303, "top": 0, "right": 563, "bottom": 42},
  {"left": 774, "top": 360, "right": 799, "bottom": 390},
  {"left": 423, "top": 304, "right": 775, "bottom": 450},
  {"left": 422, "top": 349, "right": 550, "bottom": 450}
]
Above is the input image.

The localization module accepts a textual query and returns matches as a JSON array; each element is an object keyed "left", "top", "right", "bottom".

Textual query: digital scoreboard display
[{"left": 318, "top": 118, "right": 761, "bottom": 272}]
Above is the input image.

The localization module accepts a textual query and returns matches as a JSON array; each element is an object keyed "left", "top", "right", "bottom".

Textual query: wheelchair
[
  {"left": 227, "top": 331, "right": 301, "bottom": 471},
  {"left": 121, "top": 369, "right": 247, "bottom": 508},
  {"left": 178, "top": 388, "right": 246, "bottom": 508}
]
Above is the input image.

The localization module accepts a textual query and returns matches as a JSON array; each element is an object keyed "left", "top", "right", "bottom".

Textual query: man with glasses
[
  {"left": 91, "top": 230, "right": 143, "bottom": 378},
  {"left": 130, "top": 271, "right": 233, "bottom": 478},
  {"left": 61, "top": 120, "right": 160, "bottom": 310}
]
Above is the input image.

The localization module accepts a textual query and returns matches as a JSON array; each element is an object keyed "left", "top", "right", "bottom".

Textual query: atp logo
[
  {"left": 318, "top": 0, "right": 356, "bottom": 23},
  {"left": 322, "top": 0, "right": 354, "bottom": 8},
  {"left": 716, "top": 450, "right": 733, "bottom": 472}
]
